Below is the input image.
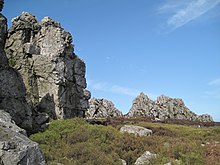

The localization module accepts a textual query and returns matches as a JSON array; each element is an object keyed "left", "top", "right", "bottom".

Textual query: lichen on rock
[{"left": 5, "top": 12, "right": 91, "bottom": 120}]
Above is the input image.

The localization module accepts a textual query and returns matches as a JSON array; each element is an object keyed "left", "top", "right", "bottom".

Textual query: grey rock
[
  {"left": 0, "top": 11, "right": 33, "bottom": 132},
  {"left": 120, "top": 125, "right": 152, "bottom": 136},
  {"left": 127, "top": 93, "right": 213, "bottom": 122},
  {"left": 121, "top": 159, "right": 127, "bottom": 165},
  {"left": 0, "top": 122, "right": 45, "bottom": 165},
  {"left": 134, "top": 151, "right": 156, "bottom": 165},
  {"left": 0, "top": 110, "right": 27, "bottom": 136},
  {"left": 5, "top": 12, "right": 90, "bottom": 120},
  {"left": 164, "top": 162, "right": 172, "bottom": 165},
  {"left": 86, "top": 98, "right": 123, "bottom": 118}
]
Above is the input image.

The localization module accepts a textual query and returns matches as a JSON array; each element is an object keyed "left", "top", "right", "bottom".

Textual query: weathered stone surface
[
  {"left": 0, "top": 110, "right": 27, "bottom": 136},
  {"left": 0, "top": 114, "right": 45, "bottom": 165},
  {"left": 0, "top": 9, "right": 33, "bottom": 132},
  {"left": 127, "top": 93, "right": 213, "bottom": 122},
  {"left": 120, "top": 125, "right": 152, "bottom": 136},
  {"left": 86, "top": 98, "right": 123, "bottom": 118},
  {"left": 134, "top": 151, "right": 156, "bottom": 165},
  {"left": 5, "top": 12, "right": 90, "bottom": 119}
]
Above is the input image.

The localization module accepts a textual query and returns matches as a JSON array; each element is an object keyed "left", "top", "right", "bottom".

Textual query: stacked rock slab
[
  {"left": 5, "top": 12, "right": 90, "bottom": 119},
  {"left": 127, "top": 92, "right": 213, "bottom": 122},
  {"left": 86, "top": 98, "right": 123, "bottom": 118},
  {"left": 0, "top": 6, "right": 33, "bottom": 131}
]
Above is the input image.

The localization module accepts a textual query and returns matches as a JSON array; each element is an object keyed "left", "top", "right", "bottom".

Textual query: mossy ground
[{"left": 30, "top": 118, "right": 220, "bottom": 165}]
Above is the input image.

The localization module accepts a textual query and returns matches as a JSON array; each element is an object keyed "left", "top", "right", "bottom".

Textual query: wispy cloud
[
  {"left": 205, "top": 78, "right": 220, "bottom": 100},
  {"left": 209, "top": 78, "right": 220, "bottom": 86},
  {"left": 87, "top": 79, "right": 157, "bottom": 99},
  {"left": 159, "top": 0, "right": 220, "bottom": 31}
]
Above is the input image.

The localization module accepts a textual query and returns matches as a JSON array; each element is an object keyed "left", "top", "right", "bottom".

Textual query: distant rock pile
[
  {"left": 86, "top": 98, "right": 123, "bottom": 118},
  {"left": 127, "top": 92, "right": 213, "bottom": 122},
  {"left": 5, "top": 12, "right": 90, "bottom": 121}
]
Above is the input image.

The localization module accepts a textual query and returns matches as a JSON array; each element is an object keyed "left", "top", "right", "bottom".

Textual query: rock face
[
  {"left": 5, "top": 12, "right": 90, "bottom": 119},
  {"left": 127, "top": 92, "right": 213, "bottom": 122},
  {"left": 0, "top": 110, "right": 27, "bottom": 136},
  {"left": 0, "top": 8, "right": 33, "bottom": 132},
  {"left": 120, "top": 125, "right": 152, "bottom": 136},
  {"left": 86, "top": 98, "right": 123, "bottom": 118},
  {"left": 134, "top": 151, "right": 156, "bottom": 165},
  {"left": 0, "top": 0, "right": 3, "bottom": 12},
  {"left": 0, "top": 111, "right": 45, "bottom": 165}
]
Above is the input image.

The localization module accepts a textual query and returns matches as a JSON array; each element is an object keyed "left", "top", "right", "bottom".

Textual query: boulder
[
  {"left": 121, "top": 159, "right": 127, "bottom": 165},
  {"left": 0, "top": 110, "right": 45, "bottom": 165},
  {"left": 5, "top": 12, "right": 90, "bottom": 119},
  {"left": 127, "top": 93, "right": 213, "bottom": 122},
  {"left": 134, "top": 151, "right": 156, "bottom": 165},
  {"left": 120, "top": 125, "right": 152, "bottom": 136},
  {"left": 86, "top": 98, "right": 123, "bottom": 118}
]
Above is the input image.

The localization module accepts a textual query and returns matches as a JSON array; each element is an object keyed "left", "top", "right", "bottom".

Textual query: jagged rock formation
[
  {"left": 5, "top": 12, "right": 90, "bottom": 119},
  {"left": 0, "top": 111, "right": 45, "bottom": 165},
  {"left": 86, "top": 98, "right": 123, "bottom": 118},
  {"left": 0, "top": 8, "right": 34, "bottom": 132},
  {"left": 127, "top": 92, "right": 213, "bottom": 122}
]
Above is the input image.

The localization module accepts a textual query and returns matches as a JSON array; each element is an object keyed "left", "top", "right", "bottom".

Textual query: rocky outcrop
[
  {"left": 5, "top": 12, "right": 90, "bottom": 119},
  {"left": 0, "top": 111, "right": 45, "bottom": 165},
  {"left": 0, "top": 0, "right": 3, "bottom": 12},
  {"left": 134, "top": 151, "right": 156, "bottom": 165},
  {"left": 0, "top": 7, "right": 34, "bottom": 132},
  {"left": 127, "top": 92, "right": 213, "bottom": 122},
  {"left": 120, "top": 125, "right": 152, "bottom": 136},
  {"left": 86, "top": 98, "right": 123, "bottom": 118}
]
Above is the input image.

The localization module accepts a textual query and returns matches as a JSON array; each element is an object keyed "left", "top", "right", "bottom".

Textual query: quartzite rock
[
  {"left": 120, "top": 125, "right": 152, "bottom": 136},
  {"left": 0, "top": 7, "right": 33, "bottom": 132},
  {"left": 0, "top": 112, "right": 45, "bottom": 165},
  {"left": 134, "top": 151, "right": 156, "bottom": 165},
  {"left": 127, "top": 93, "right": 213, "bottom": 122},
  {"left": 86, "top": 98, "right": 123, "bottom": 118},
  {"left": 5, "top": 12, "right": 90, "bottom": 119}
]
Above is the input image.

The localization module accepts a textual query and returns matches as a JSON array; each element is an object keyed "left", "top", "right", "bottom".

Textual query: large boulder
[
  {"left": 127, "top": 93, "right": 213, "bottom": 122},
  {"left": 5, "top": 12, "right": 90, "bottom": 119},
  {"left": 86, "top": 98, "right": 123, "bottom": 118},
  {"left": 0, "top": 111, "right": 45, "bottom": 165},
  {"left": 120, "top": 125, "right": 152, "bottom": 136}
]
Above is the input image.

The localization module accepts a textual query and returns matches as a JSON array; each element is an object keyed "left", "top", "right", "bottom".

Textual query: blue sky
[{"left": 3, "top": 0, "right": 220, "bottom": 121}]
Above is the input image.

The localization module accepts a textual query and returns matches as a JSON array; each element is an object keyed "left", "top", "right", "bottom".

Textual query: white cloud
[
  {"left": 87, "top": 79, "right": 157, "bottom": 98},
  {"left": 159, "top": 0, "right": 220, "bottom": 31},
  {"left": 209, "top": 78, "right": 220, "bottom": 86},
  {"left": 205, "top": 89, "right": 220, "bottom": 99}
]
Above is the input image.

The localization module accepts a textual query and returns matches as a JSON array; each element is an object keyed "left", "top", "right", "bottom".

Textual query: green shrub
[{"left": 30, "top": 118, "right": 220, "bottom": 165}]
